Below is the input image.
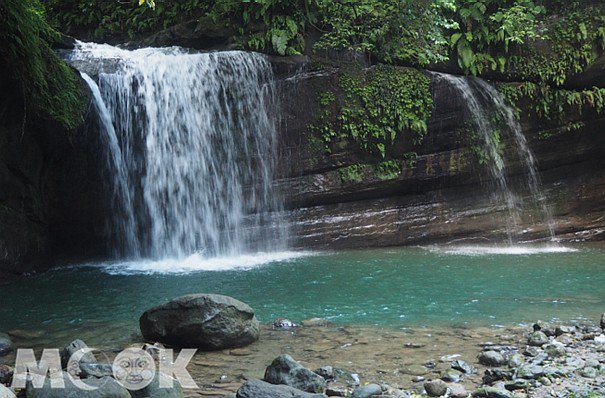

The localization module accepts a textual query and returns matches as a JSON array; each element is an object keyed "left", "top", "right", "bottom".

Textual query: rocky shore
[{"left": 0, "top": 295, "right": 603, "bottom": 398}]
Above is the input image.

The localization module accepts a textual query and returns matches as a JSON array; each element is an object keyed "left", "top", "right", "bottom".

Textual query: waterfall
[
  {"left": 433, "top": 73, "right": 555, "bottom": 242},
  {"left": 71, "top": 42, "right": 286, "bottom": 260}
]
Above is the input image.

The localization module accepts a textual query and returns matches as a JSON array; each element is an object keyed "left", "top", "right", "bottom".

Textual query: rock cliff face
[
  {"left": 0, "top": 76, "right": 106, "bottom": 279},
  {"left": 273, "top": 60, "right": 605, "bottom": 248}
]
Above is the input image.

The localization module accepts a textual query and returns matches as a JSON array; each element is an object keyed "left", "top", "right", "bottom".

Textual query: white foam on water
[
  {"left": 426, "top": 245, "right": 578, "bottom": 256},
  {"left": 84, "top": 251, "right": 315, "bottom": 275}
]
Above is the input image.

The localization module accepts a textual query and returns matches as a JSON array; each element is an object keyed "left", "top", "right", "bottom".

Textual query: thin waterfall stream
[
  {"left": 70, "top": 42, "right": 287, "bottom": 262},
  {"left": 433, "top": 72, "right": 556, "bottom": 242}
]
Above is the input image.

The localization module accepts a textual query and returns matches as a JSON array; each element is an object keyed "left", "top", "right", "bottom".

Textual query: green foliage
[
  {"left": 210, "top": 0, "right": 317, "bottom": 55},
  {"left": 506, "top": 3, "right": 605, "bottom": 85},
  {"left": 312, "top": 65, "right": 433, "bottom": 158},
  {"left": 0, "top": 0, "right": 85, "bottom": 131},
  {"left": 498, "top": 82, "right": 605, "bottom": 136},
  {"left": 314, "top": 0, "right": 455, "bottom": 65},
  {"left": 449, "top": 0, "right": 545, "bottom": 76},
  {"left": 375, "top": 160, "right": 402, "bottom": 180},
  {"left": 45, "top": 0, "right": 208, "bottom": 41},
  {"left": 337, "top": 164, "right": 367, "bottom": 183}
]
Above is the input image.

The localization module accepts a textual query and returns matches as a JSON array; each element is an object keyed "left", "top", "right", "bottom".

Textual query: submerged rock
[
  {"left": 474, "top": 386, "right": 512, "bottom": 398},
  {"left": 264, "top": 354, "right": 326, "bottom": 393},
  {"left": 301, "top": 318, "right": 331, "bottom": 327},
  {"left": 0, "top": 333, "right": 13, "bottom": 357},
  {"left": 273, "top": 319, "right": 298, "bottom": 329},
  {"left": 236, "top": 379, "right": 328, "bottom": 398},
  {"left": 424, "top": 379, "right": 447, "bottom": 397},
  {"left": 478, "top": 351, "right": 507, "bottom": 367},
  {"left": 139, "top": 294, "right": 260, "bottom": 350}
]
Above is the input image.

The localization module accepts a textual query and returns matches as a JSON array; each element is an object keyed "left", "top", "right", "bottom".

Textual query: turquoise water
[{"left": 0, "top": 245, "right": 604, "bottom": 344}]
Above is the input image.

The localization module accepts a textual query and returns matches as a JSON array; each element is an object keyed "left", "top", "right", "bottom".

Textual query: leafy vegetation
[
  {"left": 312, "top": 65, "right": 433, "bottom": 158},
  {"left": 498, "top": 82, "right": 605, "bottom": 136},
  {"left": 0, "top": 0, "right": 85, "bottom": 131}
]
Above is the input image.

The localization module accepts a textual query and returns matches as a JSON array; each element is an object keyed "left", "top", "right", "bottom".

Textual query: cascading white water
[
  {"left": 473, "top": 79, "right": 556, "bottom": 239},
  {"left": 433, "top": 73, "right": 555, "bottom": 242},
  {"left": 71, "top": 42, "right": 286, "bottom": 260}
]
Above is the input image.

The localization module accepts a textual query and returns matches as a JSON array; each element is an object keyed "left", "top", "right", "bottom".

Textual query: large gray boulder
[
  {"left": 140, "top": 294, "right": 260, "bottom": 350},
  {"left": 237, "top": 379, "right": 328, "bottom": 398},
  {"left": 0, "top": 333, "right": 13, "bottom": 357},
  {"left": 264, "top": 354, "right": 326, "bottom": 393},
  {"left": 26, "top": 372, "right": 130, "bottom": 398}
]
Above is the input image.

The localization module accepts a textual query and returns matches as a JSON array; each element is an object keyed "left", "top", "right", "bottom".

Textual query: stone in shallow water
[
  {"left": 544, "top": 343, "right": 566, "bottom": 358},
  {"left": 527, "top": 331, "right": 549, "bottom": 347},
  {"left": 474, "top": 386, "right": 512, "bottom": 398},
  {"left": 424, "top": 379, "right": 447, "bottom": 397},
  {"left": 273, "top": 319, "right": 298, "bottom": 329},
  {"left": 264, "top": 354, "right": 326, "bottom": 393},
  {"left": 236, "top": 379, "right": 328, "bottom": 398},
  {"left": 478, "top": 351, "right": 507, "bottom": 367},
  {"left": 451, "top": 359, "right": 476, "bottom": 374},
  {"left": 440, "top": 368, "right": 463, "bottom": 383},
  {"left": 600, "top": 312, "right": 605, "bottom": 329},
  {"left": 351, "top": 384, "right": 382, "bottom": 398},
  {"left": 507, "top": 354, "right": 524, "bottom": 368},
  {"left": 448, "top": 383, "right": 468, "bottom": 398},
  {"left": 139, "top": 294, "right": 260, "bottom": 350},
  {"left": 301, "top": 318, "right": 331, "bottom": 327},
  {"left": 401, "top": 365, "right": 427, "bottom": 376},
  {"left": 579, "top": 367, "right": 597, "bottom": 378},
  {"left": 555, "top": 325, "right": 576, "bottom": 336},
  {"left": 0, "top": 333, "right": 13, "bottom": 357},
  {"left": 314, "top": 366, "right": 333, "bottom": 380}
]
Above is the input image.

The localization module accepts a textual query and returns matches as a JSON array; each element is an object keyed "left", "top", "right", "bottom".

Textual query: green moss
[
  {"left": 0, "top": 0, "right": 86, "bottom": 131},
  {"left": 311, "top": 65, "right": 433, "bottom": 158}
]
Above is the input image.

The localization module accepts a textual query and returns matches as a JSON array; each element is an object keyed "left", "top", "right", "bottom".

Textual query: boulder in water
[
  {"left": 600, "top": 312, "right": 605, "bottom": 329},
  {"left": 140, "top": 294, "right": 260, "bottom": 350},
  {"left": 264, "top": 354, "right": 326, "bottom": 393},
  {"left": 236, "top": 379, "right": 328, "bottom": 398}
]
